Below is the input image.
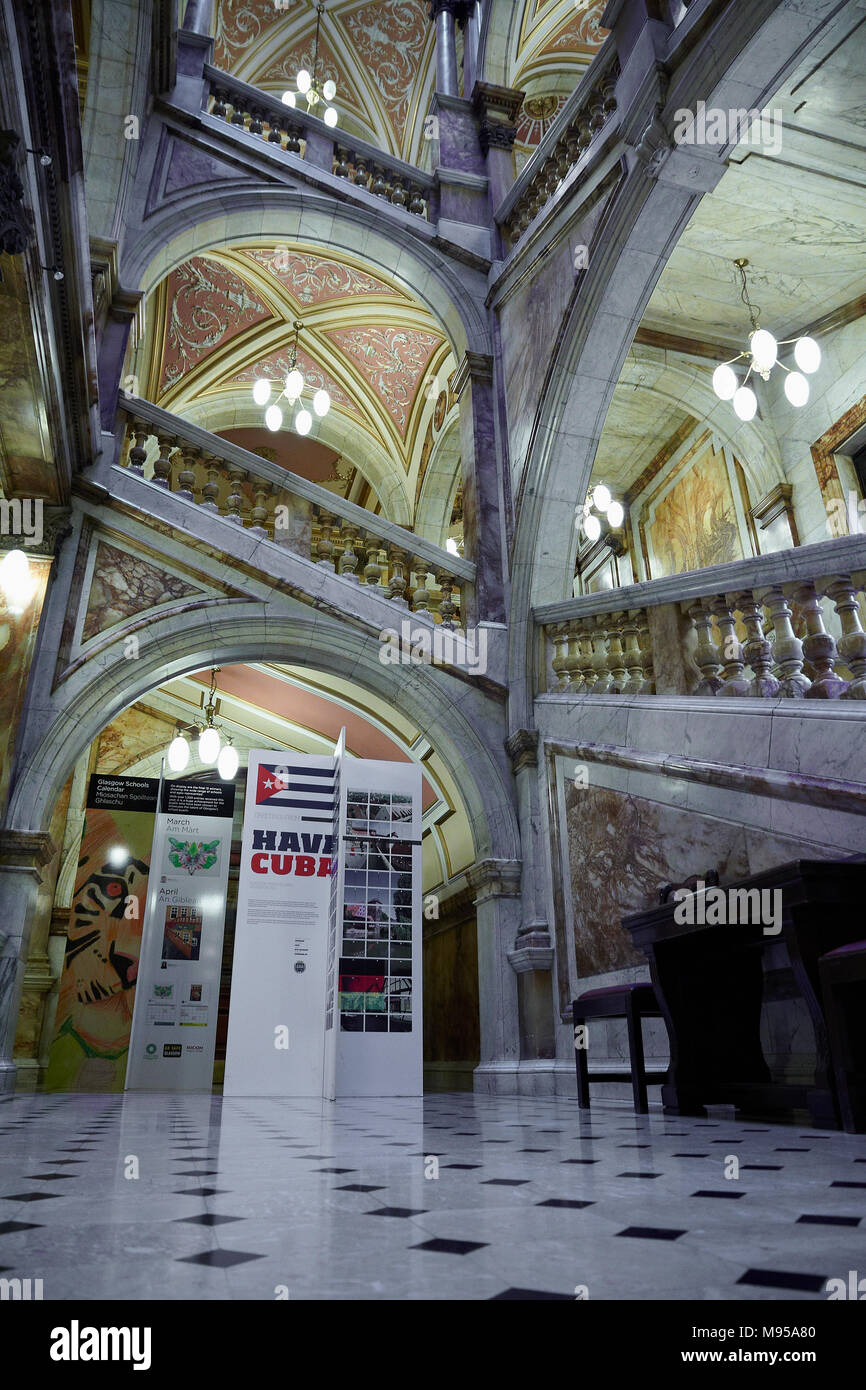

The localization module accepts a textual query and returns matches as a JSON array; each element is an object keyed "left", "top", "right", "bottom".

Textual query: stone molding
[
  {"left": 466, "top": 857, "right": 521, "bottom": 903},
  {"left": 507, "top": 943, "right": 555, "bottom": 973},
  {"left": 452, "top": 350, "right": 494, "bottom": 398},
  {"left": 505, "top": 728, "right": 539, "bottom": 774},
  {"left": 0, "top": 831, "right": 55, "bottom": 877}
]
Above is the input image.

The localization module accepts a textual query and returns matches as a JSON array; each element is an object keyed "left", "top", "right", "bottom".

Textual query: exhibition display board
[
  {"left": 125, "top": 778, "right": 235, "bottom": 1092},
  {"left": 223, "top": 750, "right": 336, "bottom": 1096},
  {"left": 226, "top": 746, "right": 423, "bottom": 1098}
]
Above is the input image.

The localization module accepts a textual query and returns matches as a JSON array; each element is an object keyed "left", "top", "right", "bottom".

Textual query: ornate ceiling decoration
[
  {"left": 143, "top": 241, "right": 456, "bottom": 523},
  {"left": 509, "top": 2, "right": 608, "bottom": 163},
  {"left": 212, "top": 0, "right": 436, "bottom": 164}
]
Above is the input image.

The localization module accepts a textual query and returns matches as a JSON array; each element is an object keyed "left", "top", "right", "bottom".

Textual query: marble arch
[
  {"left": 5, "top": 604, "right": 518, "bottom": 865},
  {"left": 507, "top": 0, "right": 845, "bottom": 726}
]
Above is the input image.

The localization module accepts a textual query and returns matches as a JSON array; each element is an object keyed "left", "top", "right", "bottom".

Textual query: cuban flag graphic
[{"left": 255, "top": 762, "right": 336, "bottom": 821}]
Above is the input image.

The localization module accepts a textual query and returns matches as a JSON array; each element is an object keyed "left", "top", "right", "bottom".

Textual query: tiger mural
[{"left": 46, "top": 805, "right": 153, "bottom": 1091}]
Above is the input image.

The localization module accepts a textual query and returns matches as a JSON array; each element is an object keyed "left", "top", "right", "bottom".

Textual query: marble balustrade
[
  {"left": 542, "top": 574, "right": 866, "bottom": 701},
  {"left": 497, "top": 47, "right": 620, "bottom": 248},
  {"left": 118, "top": 408, "right": 468, "bottom": 623},
  {"left": 203, "top": 66, "right": 432, "bottom": 221}
]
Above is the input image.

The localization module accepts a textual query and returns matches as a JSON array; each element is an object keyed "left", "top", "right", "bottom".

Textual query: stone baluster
[
  {"left": 434, "top": 568, "right": 454, "bottom": 623},
  {"left": 738, "top": 591, "right": 779, "bottom": 697},
  {"left": 606, "top": 614, "right": 628, "bottom": 693},
  {"left": 577, "top": 622, "right": 596, "bottom": 692},
  {"left": 200, "top": 458, "right": 221, "bottom": 513},
  {"left": 794, "top": 580, "right": 846, "bottom": 698},
  {"left": 248, "top": 106, "right": 263, "bottom": 137},
  {"left": 352, "top": 156, "right": 369, "bottom": 187},
  {"left": 176, "top": 447, "right": 198, "bottom": 504},
  {"left": 334, "top": 147, "right": 350, "bottom": 178},
  {"left": 390, "top": 177, "right": 408, "bottom": 208},
  {"left": 363, "top": 536, "right": 384, "bottom": 591},
  {"left": 152, "top": 435, "right": 174, "bottom": 489},
  {"left": 338, "top": 524, "right": 360, "bottom": 582},
  {"left": 590, "top": 619, "right": 612, "bottom": 694},
  {"left": 267, "top": 114, "right": 282, "bottom": 145},
  {"left": 127, "top": 428, "right": 149, "bottom": 476},
  {"left": 712, "top": 594, "right": 750, "bottom": 696},
  {"left": 249, "top": 481, "right": 273, "bottom": 539},
  {"left": 827, "top": 576, "right": 866, "bottom": 699},
  {"left": 230, "top": 97, "right": 246, "bottom": 127},
  {"left": 211, "top": 88, "right": 228, "bottom": 120},
  {"left": 638, "top": 617, "right": 655, "bottom": 694},
  {"left": 314, "top": 510, "right": 335, "bottom": 569},
  {"left": 551, "top": 624, "right": 570, "bottom": 693},
  {"left": 621, "top": 611, "right": 645, "bottom": 694},
  {"left": 688, "top": 599, "right": 723, "bottom": 694},
  {"left": 563, "top": 621, "right": 585, "bottom": 694},
  {"left": 284, "top": 125, "right": 301, "bottom": 155},
  {"left": 225, "top": 465, "right": 246, "bottom": 525},
  {"left": 761, "top": 586, "right": 810, "bottom": 696},
  {"left": 411, "top": 558, "right": 430, "bottom": 613},
  {"left": 408, "top": 186, "right": 426, "bottom": 216}
]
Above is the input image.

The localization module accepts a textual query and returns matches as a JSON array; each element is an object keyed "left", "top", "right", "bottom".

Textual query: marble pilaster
[
  {"left": 0, "top": 831, "right": 54, "bottom": 1095},
  {"left": 466, "top": 857, "right": 521, "bottom": 1087},
  {"left": 453, "top": 351, "right": 506, "bottom": 623}
]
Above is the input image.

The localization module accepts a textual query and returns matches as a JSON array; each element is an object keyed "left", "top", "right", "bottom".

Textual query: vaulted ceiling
[
  {"left": 141, "top": 242, "right": 459, "bottom": 524},
  {"left": 209, "top": 0, "right": 608, "bottom": 167}
]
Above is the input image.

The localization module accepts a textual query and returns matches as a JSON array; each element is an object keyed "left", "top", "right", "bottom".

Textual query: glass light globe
[
  {"left": 0, "top": 548, "right": 32, "bottom": 607},
  {"left": 168, "top": 734, "right": 190, "bottom": 772},
  {"left": 607, "top": 500, "right": 624, "bottom": 528},
  {"left": 295, "top": 408, "right": 313, "bottom": 436},
  {"left": 252, "top": 378, "right": 271, "bottom": 406},
  {"left": 313, "top": 388, "right": 330, "bottom": 417},
  {"left": 592, "top": 483, "right": 611, "bottom": 513},
  {"left": 584, "top": 513, "right": 601, "bottom": 542},
  {"left": 265, "top": 404, "right": 283, "bottom": 432},
  {"left": 281, "top": 91, "right": 296, "bottom": 107},
  {"left": 712, "top": 363, "right": 738, "bottom": 400},
  {"left": 324, "top": 106, "right": 338, "bottom": 128},
  {"left": 323, "top": 79, "right": 336, "bottom": 101},
  {"left": 446, "top": 538, "right": 459, "bottom": 556},
  {"left": 733, "top": 385, "right": 758, "bottom": 421},
  {"left": 198, "top": 725, "right": 221, "bottom": 765},
  {"left": 750, "top": 328, "right": 778, "bottom": 372},
  {"left": 285, "top": 368, "right": 304, "bottom": 400},
  {"left": 785, "top": 371, "right": 810, "bottom": 407},
  {"left": 794, "top": 336, "right": 821, "bottom": 374},
  {"left": 297, "top": 69, "right": 311, "bottom": 94},
  {"left": 218, "top": 744, "right": 239, "bottom": 781}
]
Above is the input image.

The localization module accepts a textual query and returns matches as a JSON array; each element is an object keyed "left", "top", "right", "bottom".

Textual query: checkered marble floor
[{"left": 1, "top": 1091, "right": 864, "bottom": 1300}]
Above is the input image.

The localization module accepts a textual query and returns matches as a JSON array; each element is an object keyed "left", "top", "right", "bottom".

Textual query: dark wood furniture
[
  {"left": 572, "top": 983, "right": 664, "bottom": 1112},
  {"left": 820, "top": 939, "right": 866, "bottom": 1133},
  {"left": 622, "top": 860, "right": 866, "bottom": 1128}
]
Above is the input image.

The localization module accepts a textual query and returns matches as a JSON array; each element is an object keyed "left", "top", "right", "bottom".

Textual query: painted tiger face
[{"left": 65, "top": 855, "right": 149, "bottom": 1015}]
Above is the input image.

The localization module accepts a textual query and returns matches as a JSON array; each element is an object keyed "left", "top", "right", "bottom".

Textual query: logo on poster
[{"left": 162, "top": 1043, "right": 182, "bottom": 1058}]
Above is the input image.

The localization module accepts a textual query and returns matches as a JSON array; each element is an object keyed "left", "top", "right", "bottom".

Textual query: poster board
[{"left": 125, "top": 778, "right": 234, "bottom": 1092}]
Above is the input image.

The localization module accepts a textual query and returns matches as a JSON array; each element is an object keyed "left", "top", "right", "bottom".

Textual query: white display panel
[
  {"left": 224, "top": 751, "right": 335, "bottom": 1096},
  {"left": 334, "top": 759, "right": 423, "bottom": 1097},
  {"left": 126, "top": 779, "right": 234, "bottom": 1092}
]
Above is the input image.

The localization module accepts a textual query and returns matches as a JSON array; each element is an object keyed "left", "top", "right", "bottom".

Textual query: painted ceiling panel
[
  {"left": 231, "top": 344, "right": 363, "bottom": 420},
  {"left": 325, "top": 324, "right": 442, "bottom": 437},
  {"left": 158, "top": 255, "right": 274, "bottom": 395},
  {"left": 239, "top": 246, "right": 407, "bottom": 306}
]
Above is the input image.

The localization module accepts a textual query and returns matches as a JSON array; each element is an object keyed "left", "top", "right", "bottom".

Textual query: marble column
[
  {"left": 429, "top": 0, "right": 468, "bottom": 97},
  {"left": 0, "top": 541, "right": 57, "bottom": 821},
  {"left": 453, "top": 351, "right": 506, "bottom": 624},
  {"left": 0, "top": 831, "right": 54, "bottom": 1094},
  {"left": 471, "top": 82, "right": 525, "bottom": 221},
  {"left": 467, "top": 857, "right": 522, "bottom": 1093},
  {"left": 504, "top": 730, "right": 557, "bottom": 1076},
  {"left": 182, "top": 0, "right": 213, "bottom": 34}
]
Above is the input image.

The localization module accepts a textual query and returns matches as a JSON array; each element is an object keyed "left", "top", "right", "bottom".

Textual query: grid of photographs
[{"left": 339, "top": 790, "right": 414, "bottom": 1033}]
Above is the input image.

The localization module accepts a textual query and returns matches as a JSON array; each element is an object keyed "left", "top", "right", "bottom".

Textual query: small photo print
[
  {"left": 165, "top": 836, "right": 222, "bottom": 877},
  {"left": 189, "top": 983, "right": 203, "bottom": 1002},
  {"left": 161, "top": 906, "right": 203, "bottom": 962}
]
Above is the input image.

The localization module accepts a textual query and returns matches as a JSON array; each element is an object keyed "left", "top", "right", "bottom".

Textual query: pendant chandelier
[
  {"left": 282, "top": 2, "right": 338, "bottom": 128},
  {"left": 167, "top": 668, "right": 239, "bottom": 781},
  {"left": 579, "top": 483, "right": 624, "bottom": 543},
  {"left": 712, "top": 258, "right": 821, "bottom": 422},
  {"left": 252, "top": 319, "right": 332, "bottom": 436}
]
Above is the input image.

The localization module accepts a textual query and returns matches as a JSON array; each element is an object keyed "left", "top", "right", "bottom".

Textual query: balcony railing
[
  {"left": 117, "top": 396, "right": 474, "bottom": 624},
  {"left": 536, "top": 536, "right": 866, "bottom": 700},
  {"left": 495, "top": 40, "right": 620, "bottom": 249},
  {"left": 200, "top": 64, "right": 435, "bottom": 222}
]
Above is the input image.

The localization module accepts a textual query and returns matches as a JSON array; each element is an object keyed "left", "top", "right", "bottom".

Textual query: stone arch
[
  {"left": 415, "top": 415, "right": 462, "bottom": 547},
  {"left": 6, "top": 604, "right": 518, "bottom": 874},
  {"left": 122, "top": 189, "right": 490, "bottom": 363},
  {"left": 507, "top": 0, "right": 841, "bottom": 724}
]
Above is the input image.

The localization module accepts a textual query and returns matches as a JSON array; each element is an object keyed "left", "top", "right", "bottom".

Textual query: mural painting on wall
[
  {"left": 45, "top": 803, "right": 155, "bottom": 1092},
  {"left": 564, "top": 781, "right": 753, "bottom": 977},
  {"left": 649, "top": 452, "right": 742, "bottom": 576}
]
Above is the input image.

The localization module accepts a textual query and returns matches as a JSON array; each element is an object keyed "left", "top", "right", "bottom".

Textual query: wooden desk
[{"left": 622, "top": 860, "right": 866, "bottom": 1128}]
